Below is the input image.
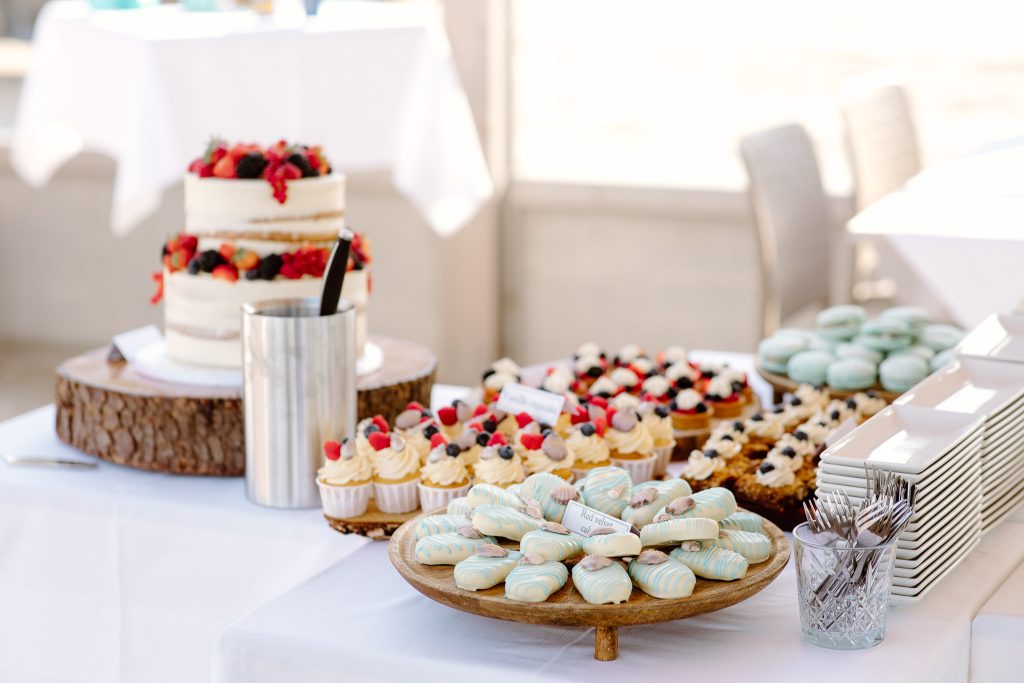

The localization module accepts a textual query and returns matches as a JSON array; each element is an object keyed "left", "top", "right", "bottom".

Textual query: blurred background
[{"left": 2, "top": 0, "right": 1023, "bottom": 418}]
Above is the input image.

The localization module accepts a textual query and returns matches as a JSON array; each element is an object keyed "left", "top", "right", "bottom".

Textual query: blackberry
[
  {"left": 258, "top": 254, "right": 283, "bottom": 280},
  {"left": 475, "top": 432, "right": 489, "bottom": 447},
  {"left": 445, "top": 443, "right": 461, "bottom": 458},
  {"left": 482, "top": 419, "right": 497, "bottom": 433},
  {"left": 287, "top": 152, "right": 315, "bottom": 178},
  {"left": 236, "top": 152, "right": 268, "bottom": 179},
  {"left": 187, "top": 257, "right": 201, "bottom": 275},
  {"left": 197, "top": 250, "right": 224, "bottom": 273},
  {"left": 244, "top": 268, "right": 261, "bottom": 281},
  {"left": 423, "top": 424, "right": 439, "bottom": 439}
]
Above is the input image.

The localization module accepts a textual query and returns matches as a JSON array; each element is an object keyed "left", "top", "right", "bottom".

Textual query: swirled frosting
[
  {"left": 372, "top": 438, "right": 421, "bottom": 482},
  {"left": 795, "top": 384, "right": 830, "bottom": 410},
  {"left": 673, "top": 388, "right": 704, "bottom": 411},
  {"left": 705, "top": 375, "right": 738, "bottom": 399},
  {"left": 421, "top": 448, "right": 470, "bottom": 486},
  {"left": 641, "top": 411, "right": 675, "bottom": 448},
  {"left": 589, "top": 376, "right": 619, "bottom": 396},
  {"left": 666, "top": 362, "right": 699, "bottom": 384},
  {"left": 853, "top": 391, "right": 887, "bottom": 418},
  {"left": 661, "top": 345, "right": 688, "bottom": 366},
  {"left": 682, "top": 450, "right": 724, "bottom": 480},
  {"left": 491, "top": 357, "right": 520, "bottom": 376},
  {"left": 766, "top": 447, "right": 803, "bottom": 472},
  {"left": 566, "top": 428, "right": 610, "bottom": 465},
  {"left": 474, "top": 448, "right": 526, "bottom": 485},
  {"left": 746, "top": 415, "right": 784, "bottom": 440},
  {"left": 318, "top": 449, "right": 372, "bottom": 486},
  {"left": 605, "top": 421, "right": 655, "bottom": 455},
  {"left": 616, "top": 344, "right": 643, "bottom": 365},
  {"left": 795, "top": 420, "right": 831, "bottom": 445},
  {"left": 777, "top": 432, "right": 817, "bottom": 458},
  {"left": 641, "top": 375, "right": 671, "bottom": 398},
  {"left": 484, "top": 371, "right": 516, "bottom": 393},
  {"left": 611, "top": 392, "right": 641, "bottom": 410},
  {"left": 702, "top": 437, "right": 741, "bottom": 460},
  {"left": 523, "top": 444, "right": 576, "bottom": 475},
  {"left": 755, "top": 463, "right": 795, "bottom": 488}
]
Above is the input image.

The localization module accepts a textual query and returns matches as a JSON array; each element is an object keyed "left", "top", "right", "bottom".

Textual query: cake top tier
[{"left": 187, "top": 138, "right": 333, "bottom": 204}]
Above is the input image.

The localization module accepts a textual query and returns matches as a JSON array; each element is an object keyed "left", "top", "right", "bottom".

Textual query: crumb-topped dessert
[{"left": 152, "top": 138, "right": 371, "bottom": 368}]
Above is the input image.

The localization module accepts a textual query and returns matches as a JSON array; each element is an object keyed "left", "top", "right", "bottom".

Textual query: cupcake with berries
[
  {"left": 573, "top": 354, "right": 606, "bottom": 393},
  {"left": 657, "top": 345, "right": 689, "bottom": 371},
  {"left": 681, "top": 447, "right": 732, "bottom": 490},
  {"left": 393, "top": 402, "right": 438, "bottom": 464},
  {"left": 567, "top": 420, "right": 611, "bottom": 479},
  {"left": 588, "top": 375, "right": 620, "bottom": 401},
  {"left": 481, "top": 358, "right": 520, "bottom": 403},
  {"left": 417, "top": 434, "right": 472, "bottom": 511},
  {"left": 436, "top": 399, "right": 473, "bottom": 441},
  {"left": 317, "top": 438, "right": 374, "bottom": 518},
  {"left": 670, "top": 388, "right": 712, "bottom": 431},
  {"left": 609, "top": 366, "right": 641, "bottom": 394},
  {"left": 369, "top": 432, "right": 421, "bottom": 513},
  {"left": 605, "top": 407, "right": 657, "bottom": 482},
  {"left": 613, "top": 343, "right": 646, "bottom": 367},
  {"left": 665, "top": 361, "right": 701, "bottom": 391},
  {"left": 355, "top": 415, "right": 390, "bottom": 459},
  {"left": 519, "top": 431, "right": 576, "bottom": 480},
  {"left": 473, "top": 439, "right": 526, "bottom": 488},
  {"left": 639, "top": 401, "right": 676, "bottom": 476},
  {"left": 703, "top": 374, "right": 747, "bottom": 419},
  {"left": 640, "top": 375, "right": 673, "bottom": 403}
]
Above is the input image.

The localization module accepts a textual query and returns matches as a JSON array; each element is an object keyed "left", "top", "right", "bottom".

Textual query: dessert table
[
  {"left": 11, "top": 0, "right": 491, "bottom": 236},
  {"left": 847, "top": 143, "right": 1024, "bottom": 329},
  {"left": 970, "top": 544, "right": 1024, "bottom": 681}
]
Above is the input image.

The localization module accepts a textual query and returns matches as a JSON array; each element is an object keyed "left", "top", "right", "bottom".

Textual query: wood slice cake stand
[
  {"left": 754, "top": 361, "right": 899, "bottom": 404},
  {"left": 388, "top": 508, "right": 790, "bottom": 661},
  {"left": 55, "top": 335, "right": 436, "bottom": 476},
  {"left": 324, "top": 501, "right": 418, "bottom": 540}
]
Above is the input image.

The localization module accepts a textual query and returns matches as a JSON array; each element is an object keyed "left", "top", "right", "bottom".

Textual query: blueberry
[
  {"left": 751, "top": 413, "right": 764, "bottom": 422},
  {"left": 722, "top": 434, "right": 734, "bottom": 441},
  {"left": 423, "top": 424, "right": 439, "bottom": 439},
  {"left": 581, "top": 423, "right": 596, "bottom": 437},
  {"left": 597, "top": 391, "right": 612, "bottom": 399},
  {"left": 654, "top": 406, "right": 669, "bottom": 418},
  {"left": 830, "top": 409, "right": 841, "bottom": 421},
  {"left": 483, "top": 419, "right": 497, "bottom": 433},
  {"left": 445, "top": 443, "right": 461, "bottom": 458},
  {"left": 363, "top": 424, "right": 380, "bottom": 437},
  {"left": 498, "top": 446, "right": 515, "bottom": 460},
  {"left": 475, "top": 432, "right": 489, "bottom": 447},
  {"left": 587, "top": 366, "right": 602, "bottom": 379},
  {"left": 539, "top": 423, "right": 552, "bottom": 432},
  {"left": 732, "top": 420, "right": 745, "bottom": 432},
  {"left": 790, "top": 397, "right": 803, "bottom": 407},
  {"left": 759, "top": 462, "right": 775, "bottom": 474},
  {"left": 772, "top": 405, "right": 785, "bottom": 414},
  {"left": 845, "top": 398, "right": 858, "bottom": 410},
  {"left": 782, "top": 446, "right": 797, "bottom": 457},
  {"left": 705, "top": 448, "right": 719, "bottom": 459},
  {"left": 187, "top": 258, "right": 201, "bottom": 275},
  {"left": 701, "top": 370, "right": 715, "bottom": 379},
  {"left": 244, "top": 267, "right": 260, "bottom": 280},
  {"left": 867, "top": 390, "right": 879, "bottom": 398},
  {"left": 666, "top": 387, "right": 679, "bottom": 398},
  {"left": 794, "top": 430, "right": 809, "bottom": 441},
  {"left": 695, "top": 403, "right": 708, "bottom": 414}
]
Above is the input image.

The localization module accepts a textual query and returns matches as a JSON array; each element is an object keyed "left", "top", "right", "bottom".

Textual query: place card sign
[
  {"left": 824, "top": 417, "right": 859, "bottom": 447},
  {"left": 496, "top": 382, "right": 565, "bottom": 426},
  {"left": 561, "top": 500, "right": 636, "bottom": 537},
  {"left": 109, "top": 325, "right": 163, "bottom": 363}
]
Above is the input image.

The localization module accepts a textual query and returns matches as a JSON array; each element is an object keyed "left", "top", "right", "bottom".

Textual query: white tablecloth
[
  {"left": 847, "top": 144, "right": 1024, "bottom": 328},
  {"left": 11, "top": 1, "right": 492, "bottom": 236},
  {"left": 0, "top": 405, "right": 367, "bottom": 683},
  {"left": 971, "top": 525, "right": 1024, "bottom": 683},
  {"left": 213, "top": 518, "right": 1024, "bottom": 683}
]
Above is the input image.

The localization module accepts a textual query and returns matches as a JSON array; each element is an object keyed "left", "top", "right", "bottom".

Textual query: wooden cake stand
[
  {"left": 55, "top": 335, "right": 436, "bottom": 476},
  {"left": 754, "top": 361, "right": 899, "bottom": 404},
  {"left": 388, "top": 508, "right": 790, "bottom": 661}
]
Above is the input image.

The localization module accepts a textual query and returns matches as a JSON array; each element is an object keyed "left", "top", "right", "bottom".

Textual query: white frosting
[
  {"left": 682, "top": 450, "right": 723, "bottom": 480},
  {"left": 575, "top": 342, "right": 602, "bottom": 358},
  {"left": 673, "top": 389, "right": 704, "bottom": 411},
  {"left": 541, "top": 372, "right": 571, "bottom": 395},
  {"left": 662, "top": 345, "right": 688, "bottom": 365},
  {"left": 795, "top": 384, "right": 830, "bottom": 410},
  {"left": 766, "top": 447, "right": 803, "bottom": 472},
  {"left": 484, "top": 372, "right": 516, "bottom": 393},
  {"left": 574, "top": 354, "right": 602, "bottom": 375},
  {"left": 703, "top": 438, "right": 742, "bottom": 459},
  {"left": 184, "top": 174, "right": 346, "bottom": 236},
  {"left": 372, "top": 440, "right": 421, "bottom": 481},
  {"left": 616, "top": 344, "right": 643, "bottom": 364},
  {"left": 589, "top": 376, "right": 619, "bottom": 396},
  {"left": 665, "top": 362, "right": 699, "bottom": 383},
  {"left": 706, "top": 375, "right": 736, "bottom": 399},
  {"left": 491, "top": 357, "right": 520, "bottom": 376},
  {"left": 755, "top": 464, "right": 795, "bottom": 488},
  {"left": 641, "top": 375, "right": 670, "bottom": 396},
  {"left": 630, "top": 357, "right": 655, "bottom": 375},
  {"left": 164, "top": 269, "right": 367, "bottom": 368},
  {"left": 611, "top": 393, "right": 641, "bottom": 410},
  {"left": 609, "top": 367, "right": 639, "bottom": 388}
]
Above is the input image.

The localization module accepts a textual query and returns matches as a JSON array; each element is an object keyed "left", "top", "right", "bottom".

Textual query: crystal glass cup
[{"left": 793, "top": 522, "right": 898, "bottom": 650}]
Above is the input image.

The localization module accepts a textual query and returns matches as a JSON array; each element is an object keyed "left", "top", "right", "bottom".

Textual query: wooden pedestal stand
[{"left": 54, "top": 335, "right": 436, "bottom": 476}]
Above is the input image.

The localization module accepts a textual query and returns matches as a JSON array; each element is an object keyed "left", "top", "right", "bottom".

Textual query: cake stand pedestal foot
[{"left": 594, "top": 626, "right": 618, "bottom": 661}]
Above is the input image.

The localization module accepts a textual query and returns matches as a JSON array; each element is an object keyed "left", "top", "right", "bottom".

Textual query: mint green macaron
[
  {"left": 816, "top": 305, "right": 867, "bottom": 341},
  {"left": 787, "top": 350, "right": 837, "bottom": 385},
  {"left": 888, "top": 344, "right": 936, "bottom": 362},
  {"left": 880, "top": 306, "right": 930, "bottom": 337},
  {"left": 835, "top": 342, "right": 883, "bottom": 365},
  {"left": 758, "top": 335, "right": 808, "bottom": 374},
  {"left": 827, "top": 358, "right": 877, "bottom": 391},
  {"left": 930, "top": 348, "right": 956, "bottom": 372},
  {"left": 855, "top": 318, "right": 913, "bottom": 353},
  {"left": 879, "top": 355, "right": 929, "bottom": 392},
  {"left": 920, "top": 324, "right": 964, "bottom": 352}
]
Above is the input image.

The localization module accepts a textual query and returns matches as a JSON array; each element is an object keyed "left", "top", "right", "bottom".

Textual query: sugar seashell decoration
[
  {"left": 457, "top": 526, "right": 485, "bottom": 539},
  {"left": 456, "top": 430, "right": 478, "bottom": 450},
  {"left": 679, "top": 540, "right": 702, "bottom": 552},
  {"left": 476, "top": 543, "right": 510, "bottom": 558},
  {"left": 519, "top": 552, "right": 545, "bottom": 565},
  {"left": 390, "top": 433, "right": 407, "bottom": 452},
  {"left": 541, "top": 521, "right": 571, "bottom": 535},
  {"left": 394, "top": 409, "right": 422, "bottom": 430},
  {"left": 653, "top": 514, "right": 672, "bottom": 523},
  {"left": 541, "top": 434, "right": 569, "bottom": 461},
  {"left": 630, "top": 486, "right": 659, "bottom": 508},
  {"left": 549, "top": 483, "right": 580, "bottom": 505},
  {"left": 579, "top": 554, "right": 613, "bottom": 571},
  {"left": 454, "top": 400, "right": 474, "bottom": 423},
  {"left": 667, "top": 496, "right": 695, "bottom": 515},
  {"left": 589, "top": 526, "right": 616, "bottom": 536},
  {"left": 611, "top": 409, "right": 637, "bottom": 432},
  {"left": 607, "top": 483, "right": 630, "bottom": 500},
  {"left": 637, "top": 549, "right": 669, "bottom": 565},
  {"left": 340, "top": 438, "right": 355, "bottom": 460}
]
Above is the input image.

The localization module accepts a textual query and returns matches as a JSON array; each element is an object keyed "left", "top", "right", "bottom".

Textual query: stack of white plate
[
  {"left": 955, "top": 313, "right": 1024, "bottom": 528},
  {"left": 816, "top": 405, "right": 984, "bottom": 602}
]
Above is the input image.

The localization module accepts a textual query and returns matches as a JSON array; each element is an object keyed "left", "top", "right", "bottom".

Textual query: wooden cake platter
[
  {"left": 753, "top": 361, "right": 899, "bottom": 404},
  {"left": 388, "top": 508, "right": 791, "bottom": 661},
  {"left": 55, "top": 335, "right": 436, "bottom": 476}
]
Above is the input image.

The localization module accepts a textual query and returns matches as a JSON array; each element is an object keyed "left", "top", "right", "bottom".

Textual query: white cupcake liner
[
  {"left": 317, "top": 479, "right": 373, "bottom": 519},
  {"left": 611, "top": 454, "right": 658, "bottom": 484},
  {"left": 417, "top": 482, "right": 471, "bottom": 513},
  {"left": 653, "top": 444, "right": 674, "bottom": 477},
  {"left": 374, "top": 477, "right": 421, "bottom": 513}
]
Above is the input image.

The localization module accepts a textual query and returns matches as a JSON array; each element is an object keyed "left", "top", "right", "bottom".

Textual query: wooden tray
[
  {"left": 325, "top": 500, "right": 418, "bottom": 540},
  {"left": 388, "top": 508, "right": 791, "bottom": 660},
  {"left": 754, "top": 361, "right": 900, "bottom": 404},
  {"left": 55, "top": 335, "right": 436, "bottom": 476}
]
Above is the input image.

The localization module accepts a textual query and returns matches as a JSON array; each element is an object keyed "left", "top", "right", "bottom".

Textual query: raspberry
[
  {"left": 437, "top": 406, "right": 458, "bottom": 426},
  {"left": 367, "top": 432, "right": 391, "bottom": 451},
  {"left": 407, "top": 401, "right": 425, "bottom": 412},
  {"left": 323, "top": 441, "right": 342, "bottom": 461},
  {"left": 472, "top": 404, "right": 488, "bottom": 417},
  {"left": 515, "top": 412, "right": 533, "bottom": 429},
  {"left": 197, "top": 250, "right": 224, "bottom": 273},
  {"left": 279, "top": 263, "right": 302, "bottom": 279},
  {"left": 487, "top": 433, "right": 507, "bottom": 447},
  {"left": 519, "top": 433, "right": 543, "bottom": 451},
  {"left": 371, "top": 415, "right": 390, "bottom": 433},
  {"left": 429, "top": 433, "right": 447, "bottom": 449}
]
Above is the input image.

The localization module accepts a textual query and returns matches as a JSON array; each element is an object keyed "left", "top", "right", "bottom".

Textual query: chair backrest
[
  {"left": 841, "top": 75, "right": 922, "bottom": 210},
  {"left": 739, "top": 123, "right": 831, "bottom": 338}
]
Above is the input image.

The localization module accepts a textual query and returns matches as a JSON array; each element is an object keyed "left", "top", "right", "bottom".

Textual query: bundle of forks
[{"left": 803, "top": 466, "right": 917, "bottom": 611}]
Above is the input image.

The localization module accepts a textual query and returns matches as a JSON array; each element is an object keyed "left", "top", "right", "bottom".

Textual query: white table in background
[
  {"left": 11, "top": 0, "right": 491, "bottom": 236},
  {"left": 848, "top": 144, "right": 1024, "bottom": 329},
  {"left": 971, "top": 508, "right": 1024, "bottom": 682},
  {"left": 0, "top": 406, "right": 367, "bottom": 683}
]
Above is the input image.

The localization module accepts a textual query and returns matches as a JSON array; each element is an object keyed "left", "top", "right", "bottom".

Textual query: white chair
[{"left": 739, "top": 123, "right": 832, "bottom": 338}]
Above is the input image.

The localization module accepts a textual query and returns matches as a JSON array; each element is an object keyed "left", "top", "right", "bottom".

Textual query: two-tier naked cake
[{"left": 152, "top": 139, "right": 371, "bottom": 369}]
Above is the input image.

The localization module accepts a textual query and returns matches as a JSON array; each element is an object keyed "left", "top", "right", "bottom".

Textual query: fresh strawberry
[
  {"left": 472, "top": 404, "right": 489, "bottom": 417},
  {"left": 371, "top": 415, "right": 390, "bottom": 433},
  {"left": 519, "top": 433, "right": 544, "bottom": 451},
  {"left": 178, "top": 234, "right": 198, "bottom": 254},
  {"left": 605, "top": 407, "right": 618, "bottom": 426},
  {"left": 212, "top": 264, "right": 239, "bottom": 282},
  {"left": 406, "top": 401, "right": 425, "bottom": 412},
  {"left": 279, "top": 263, "right": 302, "bottom": 279},
  {"left": 570, "top": 405, "right": 589, "bottom": 425},
  {"left": 593, "top": 417, "right": 608, "bottom": 436},
  {"left": 487, "top": 432, "right": 508, "bottom": 447},
  {"left": 589, "top": 396, "right": 609, "bottom": 409},
  {"left": 219, "top": 243, "right": 236, "bottom": 261},
  {"left": 436, "top": 406, "right": 458, "bottom": 426},
  {"left": 323, "top": 440, "right": 342, "bottom": 461},
  {"left": 429, "top": 433, "right": 447, "bottom": 449},
  {"left": 233, "top": 249, "right": 260, "bottom": 271},
  {"left": 169, "top": 248, "right": 190, "bottom": 271},
  {"left": 212, "top": 153, "right": 237, "bottom": 178},
  {"left": 367, "top": 431, "right": 391, "bottom": 451},
  {"left": 515, "top": 412, "right": 534, "bottom": 429},
  {"left": 150, "top": 271, "right": 164, "bottom": 305}
]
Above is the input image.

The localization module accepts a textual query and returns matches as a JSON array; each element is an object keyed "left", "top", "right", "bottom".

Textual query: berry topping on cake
[
  {"left": 472, "top": 403, "right": 489, "bottom": 417},
  {"left": 211, "top": 264, "right": 239, "bottom": 282},
  {"left": 367, "top": 431, "right": 392, "bottom": 451},
  {"left": 580, "top": 422, "right": 596, "bottom": 437},
  {"left": 475, "top": 432, "right": 490, "bottom": 447},
  {"left": 436, "top": 406, "right": 458, "bottom": 426},
  {"left": 429, "top": 433, "right": 447, "bottom": 449},
  {"left": 445, "top": 443, "right": 462, "bottom": 458},
  {"left": 519, "top": 433, "right": 544, "bottom": 451},
  {"left": 371, "top": 415, "right": 390, "bottom": 433},
  {"left": 498, "top": 445, "right": 515, "bottom": 460},
  {"left": 323, "top": 440, "right": 342, "bottom": 461},
  {"left": 515, "top": 412, "right": 534, "bottom": 428},
  {"left": 188, "top": 139, "right": 333, "bottom": 203},
  {"left": 487, "top": 432, "right": 508, "bottom": 447}
]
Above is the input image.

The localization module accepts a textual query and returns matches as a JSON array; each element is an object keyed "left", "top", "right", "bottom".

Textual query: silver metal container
[{"left": 242, "top": 297, "right": 356, "bottom": 508}]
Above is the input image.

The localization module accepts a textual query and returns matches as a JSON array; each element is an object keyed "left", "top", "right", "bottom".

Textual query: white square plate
[
  {"left": 890, "top": 532, "right": 981, "bottom": 600},
  {"left": 895, "top": 356, "right": 1024, "bottom": 417},
  {"left": 892, "top": 525, "right": 981, "bottom": 588},
  {"left": 895, "top": 508, "right": 980, "bottom": 565},
  {"left": 818, "top": 433, "right": 981, "bottom": 485},
  {"left": 957, "top": 313, "right": 1024, "bottom": 363},
  {"left": 820, "top": 405, "right": 983, "bottom": 474}
]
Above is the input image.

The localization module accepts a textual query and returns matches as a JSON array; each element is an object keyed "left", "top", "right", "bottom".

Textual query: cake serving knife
[
  {"left": 319, "top": 229, "right": 354, "bottom": 316},
  {"left": 0, "top": 449, "right": 98, "bottom": 469}
]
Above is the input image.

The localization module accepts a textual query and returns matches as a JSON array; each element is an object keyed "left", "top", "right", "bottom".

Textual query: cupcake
[
  {"left": 665, "top": 361, "right": 700, "bottom": 391},
  {"left": 552, "top": 395, "right": 581, "bottom": 438},
  {"left": 639, "top": 402, "right": 676, "bottom": 477},
  {"left": 482, "top": 360, "right": 519, "bottom": 403},
  {"left": 609, "top": 367, "right": 641, "bottom": 394},
  {"left": 708, "top": 419, "right": 750, "bottom": 448},
  {"left": 611, "top": 392, "right": 641, "bottom": 411},
  {"left": 355, "top": 414, "right": 390, "bottom": 459},
  {"left": 567, "top": 420, "right": 612, "bottom": 478},
  {"left": 473, "top": 444, "right": 526, "bottom": 488},
  {"left": 605, "top": 408, "right": 657, "bottom": 482},
  {"left": 369, "top": 432, "right": 422, "bottom": 513},
  {"left": 588, "top": 375, "right": 620, "bottom": 400},
  {"left": 540, "top": 365, "right": 574, "bottom": 395},
  {"left": 573, "top": 354, "right": 606, "bottom": 392},
  {"left": 703, "top": 375, "right": 746, "bottom": 419},
  {"left": 519, "top": 431, "right": 575, "bottom": 480},
  {"left": 670, "top": 389, "right": 712, "bottom": 431},
  {"left": 794, "top": 383, "right": 831, "bottom": 412},
  {"left": 628, "top": 356, "right": 657, "bottom": 380},
  {"left": 744, "top": 412, "right": 784, "bottom": 450},
  {"left": 436, "top": 399, "right": 475, "bottom": 440},
  {"left": 613, "top": 344, "right": 646, "bottom": 367},
  {"left": 317, "top": 438, "right": 374, "bottom": 518},
  {"left": 393, "top": 402, "right": 438, "bottom": 463},
  {"left": 574, "top": 341, "right": 606, "bottom": 361},
  {"left": 640, "top": 375, "right": 673, "bottom": 403},
  {"left": 418, "top": 435, "right": 472, "bottom": 511}
]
